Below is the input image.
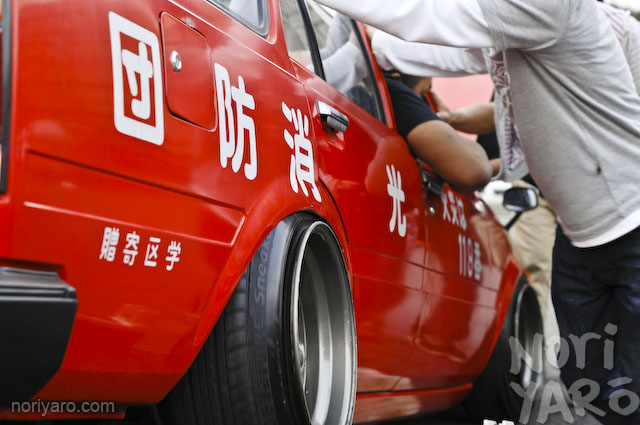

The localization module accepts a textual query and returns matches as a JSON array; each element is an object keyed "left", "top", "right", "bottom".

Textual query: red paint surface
[{"left": 0, "top": 0, "right": 520, "bottom": 421}]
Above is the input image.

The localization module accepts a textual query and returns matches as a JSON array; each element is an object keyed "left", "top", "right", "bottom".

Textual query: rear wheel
[
  {"left": 464, "top": 277, "right": 544, "bottom": 421},
  {"left": 160, "top": 215, "right": 357, "bottom": 425}
]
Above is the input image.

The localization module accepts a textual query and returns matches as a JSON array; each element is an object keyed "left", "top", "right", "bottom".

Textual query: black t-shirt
[
  {"left": 385, "top": 77, "right": 441, "bottom": 140},
  {"left": 477, "top": 131, "right": 500, "bottom": 160}
]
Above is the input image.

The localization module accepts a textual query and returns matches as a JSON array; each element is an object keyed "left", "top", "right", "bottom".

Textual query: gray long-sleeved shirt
[
  {"left": 315, "top": 0, "right": 640, "bottom": 248},
  {"left": 370, "top": 2, "right": 640, "bottom": 200}
]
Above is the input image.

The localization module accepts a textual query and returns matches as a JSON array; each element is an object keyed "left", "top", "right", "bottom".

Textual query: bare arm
[
  {"left": 407, "top": 120, "right": 492, "bottom": 194},
  {"left": 430, "top": 91, "right": 496, "bottom": 135},
  {"left": 490, "top": 158, "right": 502, "bottom": 177},
  {"left": 432, "top": 101, "right": 501, "bottom": 179},
  {"left": 445, "top": 103, "right": 496, "bottom": 134}
]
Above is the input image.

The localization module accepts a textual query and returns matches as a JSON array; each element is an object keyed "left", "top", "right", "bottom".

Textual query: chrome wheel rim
[{"left": 290, "top": 222, "right": 356, "bottom": 425}]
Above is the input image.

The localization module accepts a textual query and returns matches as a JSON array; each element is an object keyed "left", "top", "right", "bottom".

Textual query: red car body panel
[{"left": 0, "top": 0, "right": 521, "bottom": 421}]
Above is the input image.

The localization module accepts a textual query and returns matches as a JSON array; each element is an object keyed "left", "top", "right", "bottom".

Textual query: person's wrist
[
  {"left": 447, "top": 109, "right": 462, "bottom": 127},
  {"left": 437, "top": 110, "right": 452, "bottom": 123}
]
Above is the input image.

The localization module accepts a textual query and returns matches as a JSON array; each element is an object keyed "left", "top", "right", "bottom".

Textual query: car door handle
[
  {"left": 420, "top": 167, "right": 443, "bottom": 196},
  {"left": 317, "top": 101, "right": 349, "bottom": 133}
]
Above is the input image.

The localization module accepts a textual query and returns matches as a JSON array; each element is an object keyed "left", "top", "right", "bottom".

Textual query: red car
[{"left": 0, "top": 0, "right": 542, "bottom": 423}]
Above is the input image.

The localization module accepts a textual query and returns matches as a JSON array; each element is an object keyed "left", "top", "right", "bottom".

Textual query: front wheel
[
  {"left": 464, "top": 277, "right": 544, "bottom": 421},
  {"left": 160, "top": 215, "right": 357, "bottom": 425}
]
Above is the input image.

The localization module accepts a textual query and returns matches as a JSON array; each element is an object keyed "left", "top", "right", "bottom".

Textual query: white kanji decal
[
  {"left": 474, "top": 241, "right": 482, "bottom": 281},
  {"left": 144, "top": 237, "right": 161, "bottom": 267},
  {"left": 386, "top": 164, "right": 407, "bottom": 237},
  {"left": 442, "top": 189, "right": 468, "bottom": 231},
  {"left": 449, "top": 192, "right": 459, "bottom": 227},
  {"left": 109, "top": 12, "right": 163, "bottom": 145},
  {"left": 457, "top": 198, "right": 467, "bottom": 231},
  {"left": 165, "top": 241, "right": 182, "bottom": 271},
  {"left": 458, "top": 234, "right": 482, "bottom": 282},
  {"left": 99, "top": 227, "right": 120, "bottom": 262},
  {"left": 282, "top": 102, "right": 322, "bottom": 202},
  {"left": 442, "top": 190, "right": 451, "bottom": 222},
  {"left": 122, "top": 42, "right": 153, "bottom": 120},
  {"left": 122, "top": 231, "right": 141, "bottom": 266},
  {"left": 215, "top": 63, "right": 257, "bottom": 180}
]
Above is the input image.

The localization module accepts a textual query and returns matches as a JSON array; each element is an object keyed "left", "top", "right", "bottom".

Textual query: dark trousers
[{"left": 552, "top": 226, "right": 640, "bottom": 425}]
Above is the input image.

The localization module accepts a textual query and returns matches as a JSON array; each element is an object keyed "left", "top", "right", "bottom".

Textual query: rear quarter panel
[{"left": 1, "top": 0, "right": 348, "bottom": 406}]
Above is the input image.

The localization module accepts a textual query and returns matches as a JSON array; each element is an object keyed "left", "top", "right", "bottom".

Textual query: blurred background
[{"left": 606, "top": 0, "right": 640, "bottom": 17}]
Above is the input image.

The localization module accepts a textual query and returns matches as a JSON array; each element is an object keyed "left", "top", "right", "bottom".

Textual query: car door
[
  {"left": 400, "top": 168, "right": 507, "bottom": 391},
  {"left": 278, "top": 0, "right": 428, "bottom": 393}
]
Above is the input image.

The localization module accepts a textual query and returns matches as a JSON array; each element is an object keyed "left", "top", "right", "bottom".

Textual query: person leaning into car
[
  {"left": 313, "top": 0, "right": 640, "bottom": 424},
  {"left": 384, "top": 73, "right": 492, "bottom": 195},
  {"left": 369, "top": 0, "right": 640, "bottom": 325}
]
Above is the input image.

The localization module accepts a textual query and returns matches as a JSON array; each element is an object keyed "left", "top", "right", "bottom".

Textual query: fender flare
[{"left": 190, "top": 181, "right": 351, "bottom": 362}]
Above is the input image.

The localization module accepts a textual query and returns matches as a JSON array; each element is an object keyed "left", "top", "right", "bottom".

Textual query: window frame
[
  {"left": 205, "top": 0, "right": 271, "bottom": 37},
  {"left": 294, "top": 0, "right": 387, "bottom": 124},
  {"left": 292, "top": 0, "right": 326, "bottom": 80}
]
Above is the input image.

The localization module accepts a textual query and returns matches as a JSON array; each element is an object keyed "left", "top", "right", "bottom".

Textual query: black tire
[
  {"left": 464, "top": 276, "right": 544, "bottom": 422},
  {"left": 160, "top": 214, "right": 357, "bottom": 425}
]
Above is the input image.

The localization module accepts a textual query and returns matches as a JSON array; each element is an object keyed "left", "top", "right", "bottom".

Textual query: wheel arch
[
  {"left": 159, "top": 195, "right": 357, "bottom": 425},
  {"left": 177, "top": 182, "right": 352, "bottom": 391},
  {"left": 464, "top": 268, "right": 544, "bottom": 420},
  {"left": 485, "top": 256, "right": 527, "bottom": 370}
]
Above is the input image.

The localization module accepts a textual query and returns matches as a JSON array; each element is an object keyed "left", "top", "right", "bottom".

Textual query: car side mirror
[
  {"left": 502, "top": 187, "right": 539, "bottom": 231},
  {"left": 503, "top": 187, "right": 538, "bottom": 213}
]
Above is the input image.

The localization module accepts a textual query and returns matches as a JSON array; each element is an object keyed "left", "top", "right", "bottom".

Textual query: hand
[
  {"left": 437, "top": 110, "right": 452, "bottom": 123},
  {"left": 429, "top": 89, "right": 453, "bottom": 122}
]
